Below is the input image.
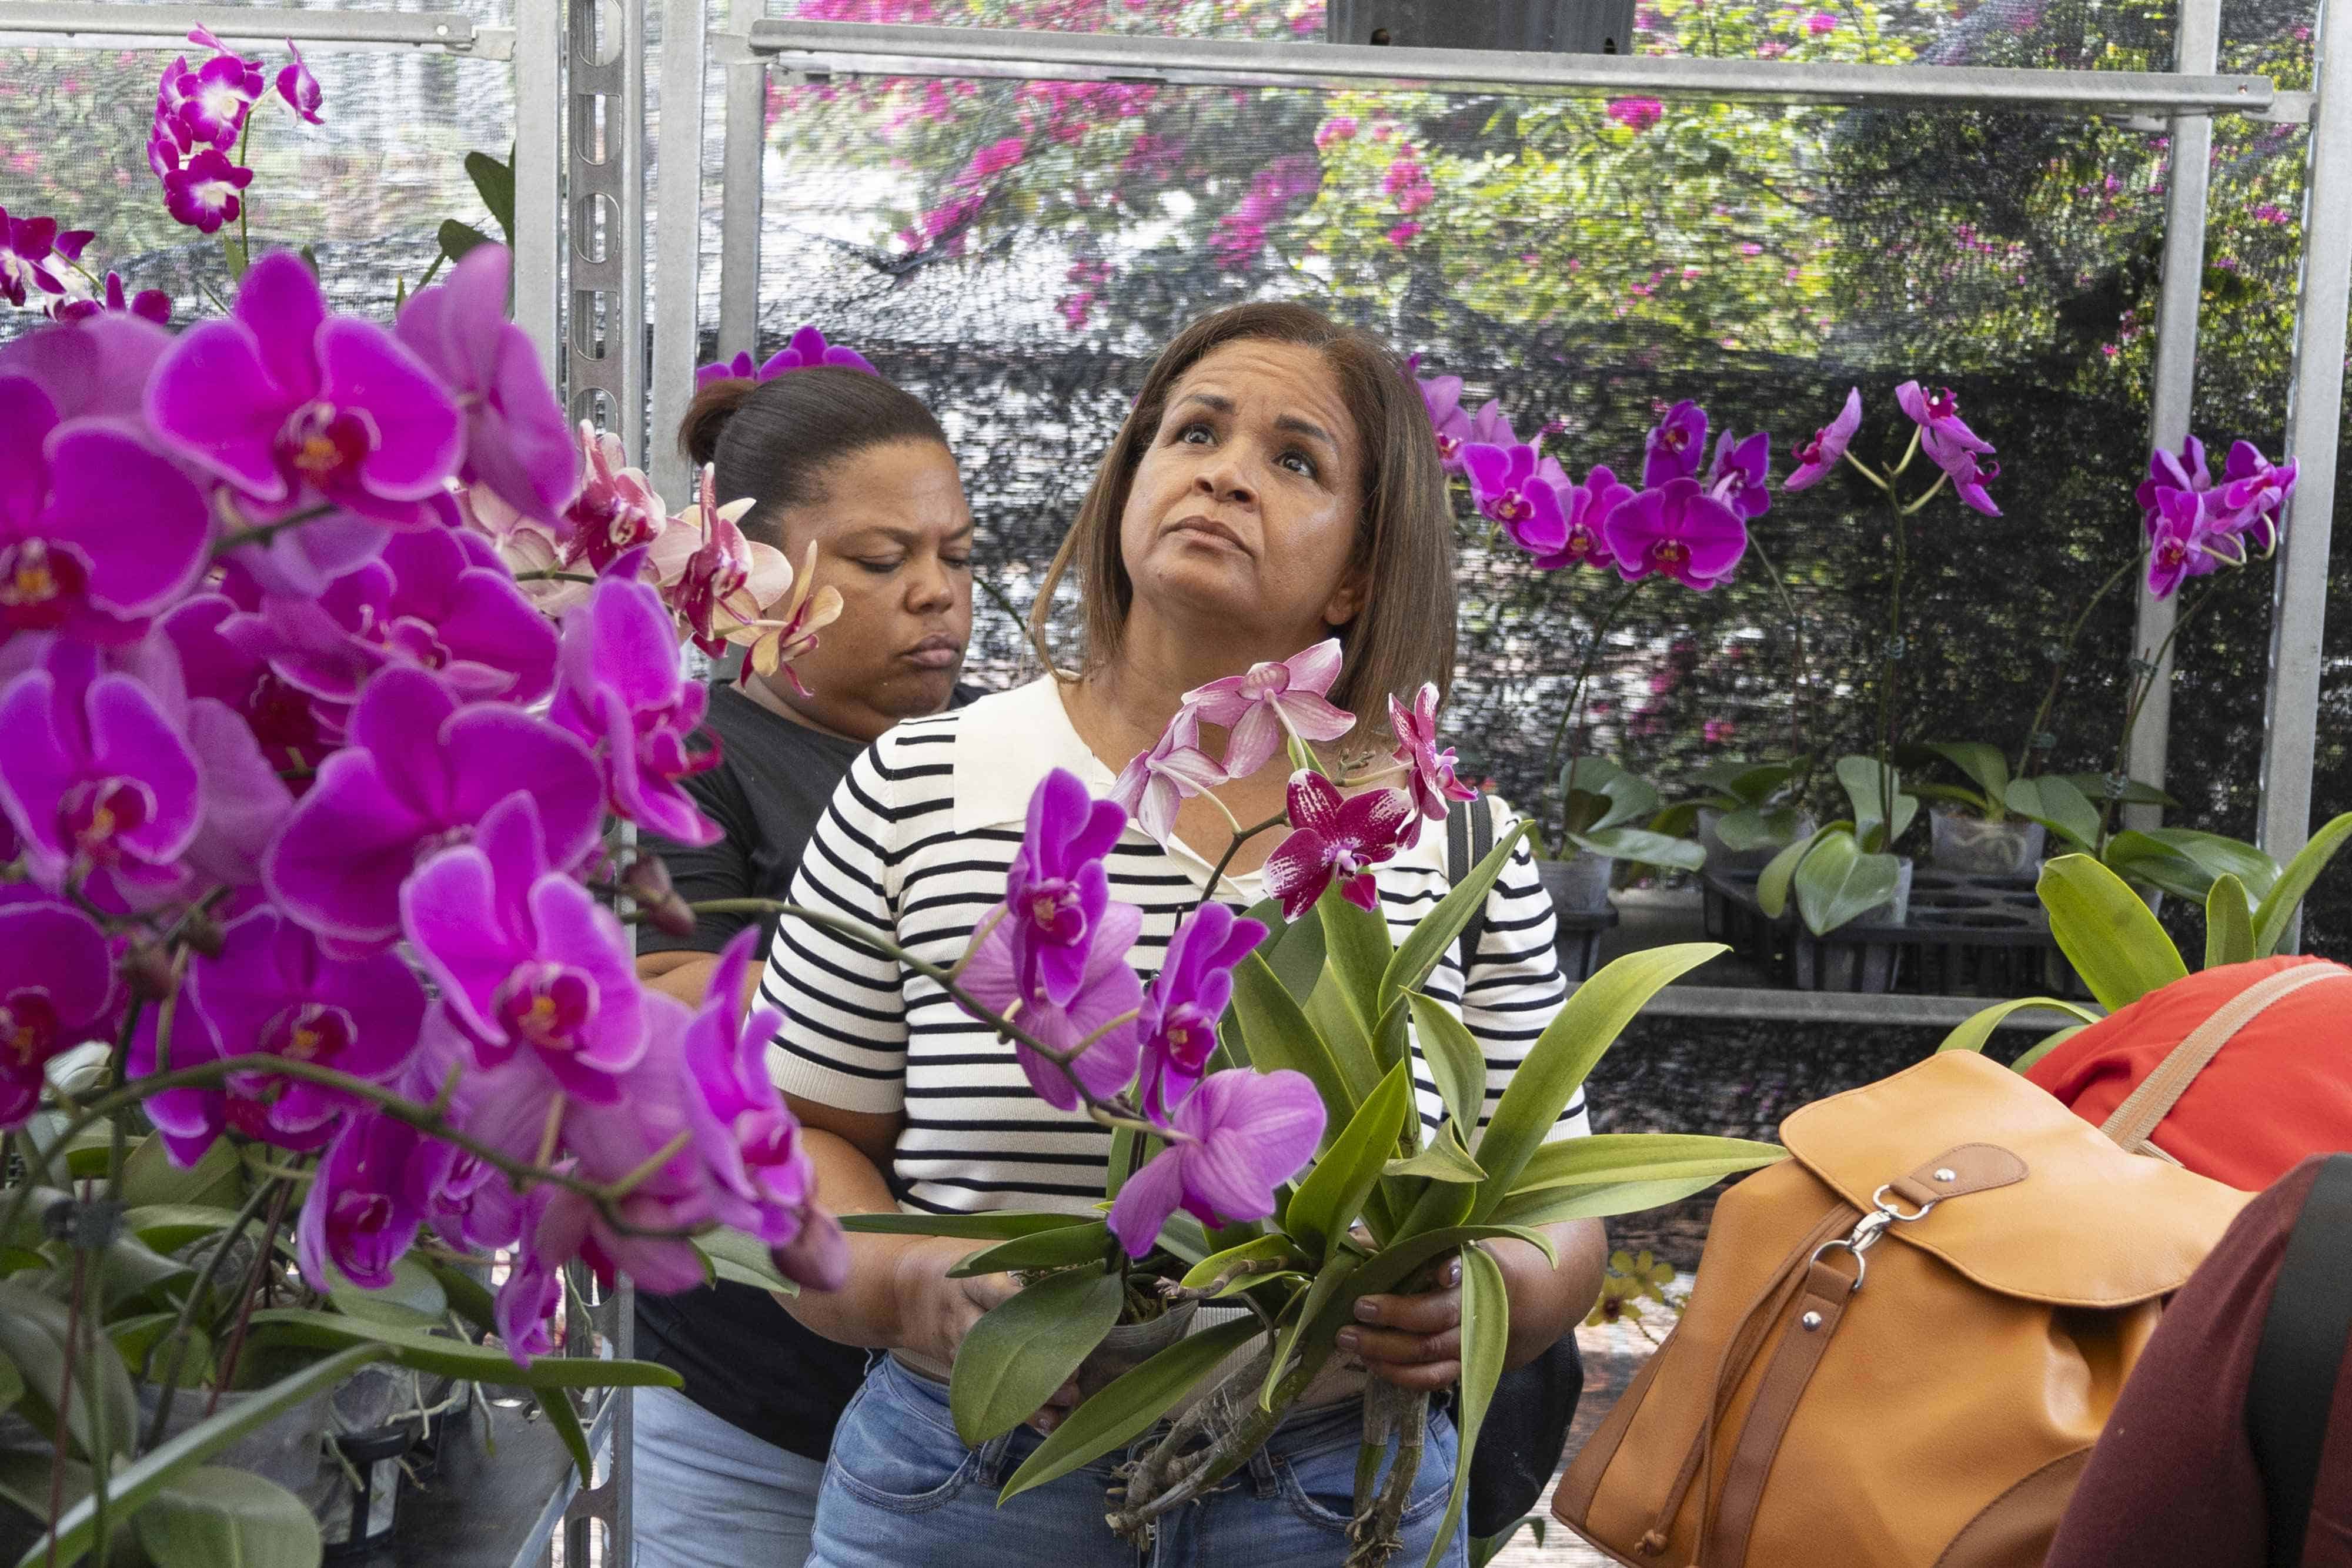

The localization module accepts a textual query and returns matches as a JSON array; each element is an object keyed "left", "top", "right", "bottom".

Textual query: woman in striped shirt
[{"left": 767, "top": 303, "right": 1606, "bottom": 1567}]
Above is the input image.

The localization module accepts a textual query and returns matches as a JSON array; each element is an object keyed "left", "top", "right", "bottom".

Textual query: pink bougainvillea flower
[
  {"left": 395, "top": 243, "right": 580, "bottom": 528},
  {"left": 693, "top": 325, "right": 878, "bottom": 389},
  {"left": 1606, "top": 97, "right": 1664, "bottom": 133},
  {"left": 52, "top": 272, "right": 173, "bottom": 327},
  {"left": 1535, "top": 464, "right": 1632, "bottom": 571},
  {"left": 1135, "top": 902, "right": 1265, "bottom": 1124},
  {"left": 275, "top": 40, "right": 324, "bottom": 124},
  {"left": 1783, "top": 388, "right": 1860, "bottom": 492},
  {"left": 1108, "top": 1066, "right": 1324, "bottom": 1256},
  {"left": 135, "top": 905, "right": 428, "bottom": 1164},
  {"left": 1388, "top": 682, "right": 1478, "bottom": 824},
  {"left": 0, "top": 665, "right": 201, "bottom": 913},
  {"left": 550, "top": 570, "right": 723, "bottom": 848},
  {"left": 162, "top": 146, "right": 253, "bottom": 234},
  {"left": 0, "top": 898, "right": 117, "bottom": 1129},
  {"left": 1183, "top": 637, "right": 1354, "bottom": 780},
  {"left": 148, "top": 251, "right": 464, "bottom": 527},
  {"left": 1264, "top": 770, "right": 1416, "bottom": 920},
  {"left": 0, "top": 206, "right": 92, "bottom": 307},
  {"left": 1110, "top": 705, "right": 1228, "bottom": 845},
  {"left": 962, "top": 896, "right": 1145, "bottom": 1113},
  {"left": 1602, "top": 476, "right": 1749, "bottom": 590},
  {"left": 1464, "top": 441, "right": 1569, "bottom": 557},
  {"left": 1641, "top": 399, "right": 1709, "bottom": 487},
  {"left": 264, "top": 667, "right": 603, "bottom": 945}
]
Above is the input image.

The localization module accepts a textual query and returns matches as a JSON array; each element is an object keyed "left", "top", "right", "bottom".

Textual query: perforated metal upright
[{"left": 563, "top": 0, "right": 649, "bottom": 465}]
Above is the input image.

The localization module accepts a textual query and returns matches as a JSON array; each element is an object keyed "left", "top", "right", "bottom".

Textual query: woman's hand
[
  {"left": 1337, "top": 1255, "right": 1465, "bottom": 1393},
  {"left": 890, "top": 1237, "right": 1083, "bottom": 1436}
]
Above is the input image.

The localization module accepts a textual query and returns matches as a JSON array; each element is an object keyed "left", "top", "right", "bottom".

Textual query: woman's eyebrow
[{"left": 1179, "top": 391, "right": 1336, "bottom": 454}]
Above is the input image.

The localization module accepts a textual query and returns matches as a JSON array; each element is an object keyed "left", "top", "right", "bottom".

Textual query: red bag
[{"left": 2024, "top": 955, "right": 2352, "bottom": 1191}]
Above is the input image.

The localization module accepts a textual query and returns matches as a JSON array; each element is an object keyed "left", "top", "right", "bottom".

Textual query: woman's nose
[
  {"left": 905, "top": 553, "right": 956, "bottom": 613},
  {"left": 1193, "top": 463, "right": 1255, "bottom": 506}
]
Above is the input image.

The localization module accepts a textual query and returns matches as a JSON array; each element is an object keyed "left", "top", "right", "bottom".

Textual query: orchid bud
[
  {"left": 122, "top": 941, "right": 179, "bottom": 1004},
  {"left": 620, "top": 855, "right": 697, "bottom": 938},
  {"left": 179, "top": 907, "right": 227, "bottom": 960}
]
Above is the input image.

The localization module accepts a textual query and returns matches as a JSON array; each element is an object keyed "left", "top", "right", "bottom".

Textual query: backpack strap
[
  {"left": 2098, "top": 964, "right": 2351, "bottom": 1156},
  {"left": 2249, "top": 1153, "right": 2352, "bottom": 1568},
  {"left": 1445, "top": 797, "right": 1496, "bottom": 975}
]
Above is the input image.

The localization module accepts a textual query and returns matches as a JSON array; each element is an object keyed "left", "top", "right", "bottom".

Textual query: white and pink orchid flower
[
  {"left": 655, "top": 464, "right": 796, "bottom": 654},
  {"left": 1110, "top": 707, "right": 1230, "bottom": 844},
  {"left": 739, "top": 542, "right": 845, "bottom": 695},
  {"left": 1182, "top": 637, "right": 1354, "bottom": 779}
]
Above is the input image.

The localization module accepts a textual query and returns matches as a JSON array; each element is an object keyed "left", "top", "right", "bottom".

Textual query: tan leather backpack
[{"left": 1552, "top": 1049, "right": 2253, "bottom": 1568}]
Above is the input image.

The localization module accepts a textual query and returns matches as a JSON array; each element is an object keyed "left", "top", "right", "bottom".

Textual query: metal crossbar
[{"left": 0, "top": 2, "right": 513, "bottom": 57}]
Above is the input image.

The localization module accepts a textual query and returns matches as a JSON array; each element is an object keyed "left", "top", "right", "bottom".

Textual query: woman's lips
[{"left": 903, "top": 637, "right": 961, "bottom": 669}]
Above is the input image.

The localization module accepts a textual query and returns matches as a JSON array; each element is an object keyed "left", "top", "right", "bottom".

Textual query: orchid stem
[
  {"left": 2099, "top": 580, "right": 2219, "bottom": 850},
  {"left": 1841, "top": 449, "right": 1893, "bottom": 493},
  {"left": 513, "top": 569, "right": 599, "bottom": 584},
  {"left": 1898, "top": 472, "right": 1950, "bottom": 515},
  {"left": 1889, "top": 424, "right": 1922, "bottom": 481},
  {"left": 2016, "top": 551, "right": 2143, "bottom": 779},
  {"left": 212, "top": 503, "right": 340, "bottom": 558},
  {"left": 1543, "top": 580, "right": 1642, "bottom": 856},
  {"left": 1743, "top": 534, "right": 1813, "bottom": 805},
  {"left": 1191, "top": 811, "right": 1289, "bottom": 917},
  {"left": 604, "top": 1129, "right": 693, "bottom": 1202},
  {"left": 141, "top": 1174, "right": 283, "bottom": 1450},
  {"left": 1875, "top": 490, "right": 1909, "bottom": 852}
]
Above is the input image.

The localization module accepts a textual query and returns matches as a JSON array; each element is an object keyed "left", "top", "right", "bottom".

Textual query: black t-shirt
[{"left": 632, "top": 681, "right": 976, "bottom": 1459}]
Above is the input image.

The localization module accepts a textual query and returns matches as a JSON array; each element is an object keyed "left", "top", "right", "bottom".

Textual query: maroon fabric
[{"left": 2046, "top": 1156, "right": 2352, "bottom": 1568}]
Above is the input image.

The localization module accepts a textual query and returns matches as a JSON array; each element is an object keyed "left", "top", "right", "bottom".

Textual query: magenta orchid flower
[
  {"left": 561, "top": 423, "right": 667, "bottom": 571},
  {"left": 1415, "top": 371, "right": 1472, "bottom": 472},
  {"left": 2135, "top": 434, "right": 2211, "bottom": 530},
  {"left": 1000, "top": 768, "right": 1129, "bottom": 1008},
  {"left": 1894, "top": 381, "right": 2001, "bottom": 514},
  {"left": 1109, "top": 706, "right": 1228, "bottom": 845},
  {"left": 2212, "top": 440, "right": 2296, "bottom": 549},
  {"left": 0, "top": 664, "right": 199, "bottom": 913},
  {"left": 1184, "top": 638, "right": 1355, "bottom": 780},
  {"left": 1783, "top": 389, "right": 1860, "bottom": 492},
  {"left": 148, "top": 250, "right": 465, "bottom": 529},
  {"left": 168, "top": 32, "right": 265, "bottom": 146},
  {"left": 53, "top": 273, "right": 173, "bottom": 327},
  {"left": 550, "top": 571, "right": 723, "bottom": 848},
  {"left": 135, "top": 906, "right": 429, "bottom": 1164},
  {"left": 0, "top": 310, "right": 174, "bottom": 426},
  {"left": 0, "top": 898, "right": 118, "bottom": 1129},
  {"left": 400, "top": 792, "right": 649, "bottom": 1101},
  {"left": 1642, "top": 400, "right": 1709, "bottom": 487},
  {"left": 694, "top": 325, "right": 878, "bottom": 389},
  {"left": 1465, "top": 400, "right": 1518, "bottom": 452},
  {"left": 1704, "top": 429, "right": 1773, "bottom": 520},
  {"left": 162, "top": 147, "right": 254, "bottom": 235},
  {"left": 494, "top": 1183, "right": 570, "bottom": 1360},
  {"left": 1264, "top": 771, "right": 1416, "bottom": 921},
  {"left": 275, "top": 41, "right": 325, "bottom": 124},
  {"left": 962, "top": 898, "right": 1145, "bottom": 1113},
  {"left": 1388, "top": 683, "right": 1478, "bottom": 824},
  {"left": 1135, "top": 903, "right": 1265, "bottom": 1123},
  {"left": 1108, "top": 1066, "right": 1325, "bottom": 1257},
  {"left": 2146, "top": 489, "right": 2226, "bottom": 600},
  {"left": 264, "top": 667, "right": 603, "bottom": 945},
  {"left": 0, "top": 375, "right": 214, "bottom": 638},
  {"left": 0, "top": 208, "right": 93, "bottom": 307},
  {"left": 395, "top": 244, "right": 580, "bottom": 527},
  {"left": 1535, "top": 464, "right": 1631, "bottom": 571},
  {"left": 296, "top": 1110, "right": 449, "bottom": 1292},
  {"left": 1602, "top": 476, "right": 1749, "bottom": 591},
  {"left": 1464, "top": 442, "right": 1568, "bottom": 556}
]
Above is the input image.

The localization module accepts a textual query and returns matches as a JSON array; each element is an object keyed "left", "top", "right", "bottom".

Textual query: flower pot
[
  {"left": 1787, "top": 857, "right": 1915, "bottom": 994},
  {"left": 1075, "top": 1299, "right": 1198, "bottom": 1402},
  {"left": 1696, "top": 808, "right": 1818, "bottom": 873},
  {"left": 133, "top": 1381, "right": 334, "bottom": 1500},
  {"left": 1537, "top": 851, "right": 1615, "bottom": 916},
  {"left": 1929, "top": 806, "right": 2047, "bottom": 877}
]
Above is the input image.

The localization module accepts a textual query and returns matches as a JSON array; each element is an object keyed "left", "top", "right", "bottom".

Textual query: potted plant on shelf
[
  {"left": 833, "top": 659, "right": 1785, "bottom": 1568},
  {"left": 1903, "top": 742, "right": 2048, "bottom": 876},
  {"left": 1658, "top": 756, "right": 1817, "bottom": 873}
]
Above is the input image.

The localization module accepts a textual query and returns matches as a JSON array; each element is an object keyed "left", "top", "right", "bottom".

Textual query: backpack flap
[{"left": 1779, "top": 1052, "right": 2252, "bottom": 1308}]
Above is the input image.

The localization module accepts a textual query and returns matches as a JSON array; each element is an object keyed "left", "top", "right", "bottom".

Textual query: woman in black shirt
[{"left": 632, "top": 363, "right": 976, "bottom": 1568}]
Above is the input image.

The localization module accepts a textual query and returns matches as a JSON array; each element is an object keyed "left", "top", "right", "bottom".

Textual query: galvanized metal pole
[
  {"left": 2122, "top": 0, "right": 2221, "bottom": 831},
  {"left": 513, "top": 0, "right": 563, "bottom": 382},
  {"left": 564, "top": 0, "right": 649, "bottom": 464},
  {"left": 717, "top": 0, "right": 767, "bottom": 360},
  {"left": 2257, "top": 0, "right": 2352, "bottom": 883},
  {"left": 650, "top": 0, "right": 710, "bottom": 507}
]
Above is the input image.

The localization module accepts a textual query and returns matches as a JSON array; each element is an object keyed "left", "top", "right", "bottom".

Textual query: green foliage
[
  {"left": 998, "top": 1316, "right": 1265, "bottom": 1501},
  {"left": 2037, "top": 853, "right": 2189, "bottom": 1008},
  {"left": 1419, "top": 1245, "right": 1508, "bottom": 1568},
  {"left": 948, "top": 1266, "right": 1124, "bottom": 1446}
]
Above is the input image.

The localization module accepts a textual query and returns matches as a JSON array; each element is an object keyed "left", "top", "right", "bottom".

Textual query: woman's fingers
[
  {"left": 1029, "top": 1378, "right": 1081, "bottom": 1435},
  {"left": 1337, "top": 1323, "right": 1462, "bottom": 1368},
  {"left": 1365, "top": 1356, "right": 1462, "bottom": 1393},
  {"left": 1351, "top": 1281, "right": 1462, "bottom": 1336}
]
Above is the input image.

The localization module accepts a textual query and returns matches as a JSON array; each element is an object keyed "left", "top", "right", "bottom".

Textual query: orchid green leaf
[
  {"left": 836, "top": 1211, "right": 1095, "bottom": 1241},
  {"left": 1404, "top": 993, "right": 1486, "bottom": 1138},
  {"left": 1935, "top": 997, "right": 2103, "bottom": 1058},
  {"left": 1926, "top": 742, "right": 2010, "bottom": 817},
  {"left": 999, "top": 1316, "right": 1264, "bottom": 1503},
  {"left": 1573, "top": 826, "right": 1705, "bottom": 872},
  {"left": 2205, "top": 875, "right": 2256, "bottom": 969},
  {"left": 1506, "top": 1133, "right": 1786, "bottom": 1195},
  {"left": 949, "top": 1267, "right": 1124, "bottom": 1446},
  {"left": 2037, "top": 854, "right": 2187, "bottom": 1009},
  {"left": 1231, "top": 952, "right": 1358, "bottom": 1132},
  {"left": 1790, "top": 833, "right": 1900, "bottom": 936},
  {"left": 947, "top": 1221, "right": 1113, "bottom": 1279},
  {"left": 1287, "top": 1062, "right": 1414, "bottom": 1261},
  {"left": 2007, "top": 1024, "right": 2089, "bottom": 1075},
  {"left": 2005, "top": 775, "right": 2101, "bottom": 852},
  {"left": 1385, "top": 1125, "right": 1487, "bottom": 1183},
  {"left": 0, "top": 1279, "right": 136, "bottom": 1464},
  {"left": 1757, "top": 825, "right": 1837, "bottom": 918},
  {"left": 1422, "top": 1245, "right": 1509, "bottom": 1568},
  {"left": 1380, "top": 820, "right": 1530, "bottom": 1008},
  {"left": 2253, "top": 812, "right": 2352, "bottom": 955}
]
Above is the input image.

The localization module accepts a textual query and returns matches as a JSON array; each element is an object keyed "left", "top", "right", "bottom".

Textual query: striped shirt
[{"left": 763, "top": 676, "right": 1591, "bottom": 1218}]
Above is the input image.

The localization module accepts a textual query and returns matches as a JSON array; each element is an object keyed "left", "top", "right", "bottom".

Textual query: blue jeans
[
  {"left": 808, "top": 1356, "right": 1467, "bottom": 1568},
  {"left": 633, "top": 1385, "right": 829, "bottom": 1568}
]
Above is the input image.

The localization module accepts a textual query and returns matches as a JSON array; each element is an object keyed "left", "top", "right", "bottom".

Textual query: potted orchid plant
[
  {"left": 0, "top": 35, "right": 856, "bottom": 1563},
  {"left": 815, "top": 643, "right": 1786, "bottom": 1568}
]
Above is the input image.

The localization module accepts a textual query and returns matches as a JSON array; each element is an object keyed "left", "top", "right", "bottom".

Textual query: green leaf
[
  {"left": 1791, "top": 834, "right": 1901, "bottom": 936},
  {"left": 836, "top": 1211, "right": 1096, "bottom": 1241},
  {"left": 1384, "top": 1126, "right": 1486, "bottom": 1183},
  {"left": 2205, "top": 874, "right": 2256, "bottom": 969},
  {"left": 1303, "top": 970, "right": 1379, "bottom": 1097},
  {"left": 1422, "top": 1245, "right": 1509, "bottom": 1568},
  {"left": 240, "top": 1309, "right": 684, "bottom": 1390},
  {"left": 1573, "top": 827, "right": 1705, "bottom": 872},
  {"left": 2100, "top": 833, "right": 2213, "bottom": 902},
  {"left": 1559, "top": 758, "right": 1658, "bottom": 835},
  {"left": 1261, "top": 902, "right": 1326, "bottom": 1004},
  {"left": 1261, "top": 1255, "right": 1361, "bottom": 1410},
  {"left": 2007, "top": 1024, "right": 2089, "bottom": 1075},
  {"left": 948, "top": 1267, "right": 1123, "bottom": 1446},
  {"left": 1834, "top": 755, "right": 1917, "bottom": 848},
  {"left": 55, "top": 1233, "right": 192, "bottom": 1313},
  {"left": 2254, "top": 812, "right": 2352, "bottom": 955},
  {"left": 1470, "top": 944, "right": 1723, "bottom": 1222},
  {"left": 0, "top": 1278, "right": 136, "bottom": 1463},
  {"left": 1506, "top": 1134, "right": 1785, "bottom": 1196},
  {"left": 0, "top": 1349, "right": 20, "bottom": 1420},
  {"left": 1343, "top": 1225, "right": 1556, "bottom": 1303},
  {"left": 328, "top": 1255, "right": 447, "bottom": 1330},
  {"left": 1319, "top": 884, "right": 1394, "bottom": 1017},
  {"left": 2137, "top": 829, "right": 2281, "bottom": 901},
  {"left": 121, "top": 1205, "right": 246, "bottom": 1257},
  {"left": 1178, "top": 1234, "right": 1302, "bottom": 1290},
  {"left": 1380, "top": 820, "right": 1531, "bottom": 1007},
  {"left": 1230, "top": 953, "right": 1357, "bottom": 1134},
  {"left": 1000, "top": 1316, "right": 1264, "bottom": 1503},
  {"left": 1927, "top": 742, "right": 2010, "bottom": 816},
  {"left": 1286, "top": 1063, "right": 1414, "bottom": 1260},
  {"left": 694, "top": 1226, "right": 796, "bottom": 1293},
  {"left": 536, "top": 1386, "right": 594, "bottom": 1485},
  {"left": 1711, "top": 805, "right": 1805, "bottom": 853},
  {"left": 437, "top": 218, "right": 495, "bottom": 266},
  {"left": 947, "top": 1221, "right": 1113, "bottom": 1278},
  {"left": 1935, "top": 997, "right": 2103, "bottom": 1058},
  {"left": 222, "top": 237, "right": 248, "bottom": 281},
  {"left": 1491, "top": 1175, "right": 1742, "bottom": 1228},
  {"left": 423, "top": 1260, "right": 496, "bottom": 1337},
  {"left": 1757, "top": 825, "right": 1836, "bottom": 918},
  {"left": 2037, "top": 854, "right": 2188, "bottom": 1010},
  {"left": 19, "top": 1342, "right": 386, "bottom": 1568},
  {"left": 2004, "top": 775, "right": 2101, "bottom": 852},
  {"left": 1404, "top": 994, "right": 1485, "bottom": 1139},
  {"left": 1155, "top": 1211, "right": 1215, "bottom": 1266},
  {"left": 296, "top": 245, "right": 319, "bottom": 278},
  {"left": 132, "top": 1466, "right": 322, "bottom": 1568},
  {"left": 109, "top": 1313, "right": 211, "bottom": 1390},
  {"left": 465, "top": 149, "right": 516, "bottom": 243},
  {"left": 2057, "top": 772, "right": 2178, "bottom": 810},
  {"left": 120, "top": 1134, "right": 242, "bottom": 1211}
]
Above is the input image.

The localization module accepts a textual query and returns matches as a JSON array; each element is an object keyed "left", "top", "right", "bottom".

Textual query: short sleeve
[
  {"left": 762, "top": 743, "right": 910, "bottom": 1116},
  {"left": 633, "top": 757, "right": 758, "bottom": 958},
  {"left": 1461, "top": 795, "right": 1591, "bottom": 1144}
]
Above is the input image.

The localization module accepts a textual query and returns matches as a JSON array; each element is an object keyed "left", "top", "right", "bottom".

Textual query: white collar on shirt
[{"left": 947, "top": 676, "right": 1463, "bottom": 886}]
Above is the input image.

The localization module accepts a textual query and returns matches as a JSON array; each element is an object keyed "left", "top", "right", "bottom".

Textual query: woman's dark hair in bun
[{"left": 676, "top": 365, "right": 950, "bottom": 547}]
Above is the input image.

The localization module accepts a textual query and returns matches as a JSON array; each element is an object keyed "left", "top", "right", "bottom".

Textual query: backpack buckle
[{"left": 1809, "top": 1187, "right": 1940, "bottom": 1292}]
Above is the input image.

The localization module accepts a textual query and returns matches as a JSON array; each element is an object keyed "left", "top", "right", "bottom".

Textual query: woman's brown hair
[
  {"left": 677, "top": 365, "right": 949, "bottom": 548},
  {"left": 1027, "top": 302, "right": 1456, "bottom": 734}
]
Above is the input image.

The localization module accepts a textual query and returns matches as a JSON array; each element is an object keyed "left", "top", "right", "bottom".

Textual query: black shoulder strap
[
  {"left": 1445, "top": 798, "right": 1496, "bottom": 974},
  {"left": 2249, "top": 1152, "right": 2352, "bottom": 1568}
]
